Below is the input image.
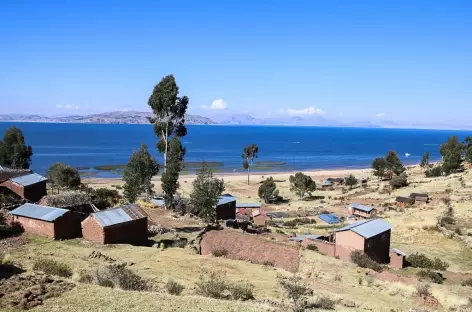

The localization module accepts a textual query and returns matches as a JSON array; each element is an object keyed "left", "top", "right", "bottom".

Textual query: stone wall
[
  {"left": 12, "top": 216, "right": 55, "bottom": 238},
  {"left": 201, "top": 229, "right": 300, "bottom": 272}
]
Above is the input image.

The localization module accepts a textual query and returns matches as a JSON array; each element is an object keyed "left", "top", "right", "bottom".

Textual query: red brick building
[
  {"left": 390, "top": 248, "right": 407, "bottom": 269},
  {"left": 0, "top": 173, "right": 47, "bottom": 202},
  {"left": 350, "top": 203, "right": 377, "bottom": 219},
  {"left": 81, "top": 205, "right": 148, "bottom": 245},
  {"left": 9, "top": 203, "right": 82, "bottom": 239}
]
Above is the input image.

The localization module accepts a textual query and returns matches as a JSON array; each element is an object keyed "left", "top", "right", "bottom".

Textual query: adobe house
[
  {"left": 9, "top": 203, "right": 82, "bottom": 239},
  {"left": 216, "top": 194, "right": 236, "bottom": 220},
  {"left": 390, "top": 248, "right": 407, "bottom": 269},
  {"left": 335, "top": 219, "right": 392, "bottom": 263},
  {"left": 410, "top": 193, "right": 429, "bottom": 203},
  {"left": 81, "top": 205, "right": 148, "bottom": 245},
  {"left": 252, "top": 209, "right": 268, "bottom": 227},
  {"left": 395, "top": 196, "right": 415, "bottom": 208},
  {"left": 320, "top": 181, "right": 334, "bottom": 190},
  {"left": 0, "top": 173, "right": 47, "bottom": 202},
  {"left": 350, "top": 203, "right": 377, "bottom": 219}
]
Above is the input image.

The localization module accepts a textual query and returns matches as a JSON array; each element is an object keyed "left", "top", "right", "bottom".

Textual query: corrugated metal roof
[
  {"left": 10, "top": 173, "right": 47, "bottom": 186},
  {"left": 236, "top": 203, "right": 261, "bottom": 208},
  {"left": 9, "top": 203, "right": 69, "bottom": 222},
  {"left": 322, "top": 181, "right": 334, "bottom": 186},
  {"left": 92, "top": 205, "right": 146, "bottom": 227},
  {"left": 351, "top": 203, "right": 374, "bottom": 212},
  {"left": 217, "top": 195, "right": 236, "bottom": 206},
  {"left": 150, "top": 198, "right": 165, "bottom": 207},
  {"left": 336, "top": 219, "right": 391, "bottom": 238},
  {"left": 289, "top": 234, "right": 322, "bottom": 242},
  {"left": 391, "top": 248, "right": 406, "bottom": 256},
  {"left": 319, "top": 213, "right": 341, "bottom": 224}
]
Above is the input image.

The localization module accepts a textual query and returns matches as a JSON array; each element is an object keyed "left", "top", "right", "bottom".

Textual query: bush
[
  {"left": 229, "top": 282, "right": 254, "bottom": 301},
  {"left": 278, "top": 275, "right": 312, "bottom": 312},
  {"left": 211, "top": 248, "right": 228, "bottom": 258},
  {"left": 283, "top": 218, "right": 316, "bottom": 227},
  {"left": 406, "top": 253, "right": 449, "bottom": 271},
  {"left": 166, "top": 279, "right": 184, "bottom": 295},
  {"left": 33, "top": 259, "right": 72, "bottom": 278},
  {"left": 365, "top": 275, "right": 375, "bottom": 287},
  {"left": 417, "top": 270, "right": 444, "bottom": 284},
  {"left": 306, "top": 244, "right": 319, "bottom": 252},
  {"left": 415, "top": 283, "right": 431, "bottom": 297},
  {"left": 311, "top": 296, "right": 336, "bottom": 310},
  {"left": 461, "top": 278, "right": 472, "bottom": 287},
  {"left": 195, "top": 272, "right": 228, "bottom": 299},
  {"left": 425, "top": 166, "right": 443, "bottom": 177},
  {"left": 389, "top": 174, "right": 408, "bottom": 189},
  {"left": 350, "top": 250, "right": 383, "bottom": 272},
  {"left": 440, "top": 216, "right": 456, "bottom": 226},
  {"left": 334, "top": 273, "right": 342, "bottom": 282},
  {"left": 84, "top": 264, "right": 150, "bottom": 291}
]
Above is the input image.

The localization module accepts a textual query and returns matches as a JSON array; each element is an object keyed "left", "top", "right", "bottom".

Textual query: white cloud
[
  {"left": 201, "top": 99, "right": 228, "bottom": 110},
  {"left": 280, "top": 106, "right": 326, "bottom": 116},
  {"left": 376, "top": 113, "right": 386, "bottom": 118},
  {"left": 56, "top": 104, "right": 79, "bottom": 110}
]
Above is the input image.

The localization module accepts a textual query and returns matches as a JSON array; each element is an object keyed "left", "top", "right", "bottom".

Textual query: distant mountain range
[{"left": 0, "top": 111, "right": 217, "bottom": 125}]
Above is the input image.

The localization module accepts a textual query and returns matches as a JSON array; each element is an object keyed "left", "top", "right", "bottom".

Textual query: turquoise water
[{"left": 1, "top": 122, "right": 470, "bottom": 177}]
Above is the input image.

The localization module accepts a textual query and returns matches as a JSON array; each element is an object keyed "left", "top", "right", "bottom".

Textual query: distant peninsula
[{"left": 0, "top": 111, "right": 217, "bottom": 125}]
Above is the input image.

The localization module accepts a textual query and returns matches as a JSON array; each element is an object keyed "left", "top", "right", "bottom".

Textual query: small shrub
[
  {"left": 415, "top": 283, "right": 431, "bottom": 297},
  {"left": 425, "top": 166, "right": 442, "bottom": 178},
  {"left": 195, "top": 272, "right": 228, "bottom": 299},
  {"left": 417, "top": 270, "right": 444, "bottom": 284},
  {"left": 84, "top": 264, "right": 150, "bottom": 291},
  {"left": 166, "top": 279, "right": 184, "bottom": 295},
  {"left": 389, "top": 174, "right": 408, "bottom": 189},
  {"left": 350, "top": 250, "right": 383, "bottom": 272},
  {"left": 334, "top": 273, "right": 342, "bottom": 282},
  {"left": 262, "top": 260, "right": 274, "bottom": 267},
  {"left": 278, "top": 275, "right": 312, "bottom": 312},
  {"left": 230, "top": 282, "right": 254, "bottom": 301},
  {"left": 455, "top": 227, "right": 463, "bottom": 235},
  {"left": 311, "top": 295, "right": 336, "bottom": 310},
  {"left": 461, "top": 278, "right": 472, "bottom": 287},
  {"left": 211, "top": 248, "right": 228, "bottom": 258},
  {"left": 365, "top": 275, "right": 375, "bottom": 287},
  {"left": 33, "top": 259, "right": 73, "bottom": 278},
  {"left": 358, "top": 277, "right": 363, "bottom": 285},
  {"left": 440, "top": 216, "right": 456, "bottom": 226},
  {"left": 306, "top": 244, "right": 319, "bottom": 252},
  {"left": 406, "top": 253, "right": 449, "bottom": 271}
]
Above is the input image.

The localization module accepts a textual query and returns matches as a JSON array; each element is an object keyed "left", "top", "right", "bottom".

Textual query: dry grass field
[{"left": 2, "top": 165, "right": 472, "bottom": 311}]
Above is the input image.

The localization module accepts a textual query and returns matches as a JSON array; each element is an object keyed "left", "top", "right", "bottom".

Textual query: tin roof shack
[
  {"left": 320, "top": 181, "right": 334, "bottom": 190},
  {"left": 350, "top": 203, "right": 377, "bottom": 219},
  {"left": 0, "top": 173, "right": 47, "bottom": 202},
  {"left": 82, "top": 205, "right": 148, "bottom": 245},
  {"left": 327, "top": 178, "right": 344, "bottom": 185},
  {"left": 216, "top": 195, "right": 236, "bottom": 220},
  {"left": 335, "top": 219, "right": 391, "bottom": 263},
  {"left": 410, "top": 193, "right": 429, "bottom": 203},
  {"left": 396, "top": 196, "right": 414, "bottom": 208},
  {"left": 390, "top": 248, "right": 406, "bottom": 269},
  {"left": 9, "top": 204, "right": 82, "bottom": 239},
  {"left": 252, "top": 209, "right": 268, "bottom": 227}
]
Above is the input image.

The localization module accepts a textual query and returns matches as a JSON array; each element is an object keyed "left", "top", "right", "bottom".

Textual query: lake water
[{"left": 1, "top": 122, "right": 471, "bottom": 177}]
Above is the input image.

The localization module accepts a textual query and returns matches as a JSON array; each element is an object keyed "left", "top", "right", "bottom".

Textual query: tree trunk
[{"left": 247, "top": 168, "right": 250, "bottom": 185}]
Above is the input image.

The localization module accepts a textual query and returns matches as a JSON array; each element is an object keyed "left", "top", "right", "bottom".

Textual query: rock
[{"left": 341, "top": 299, "right": 357, "bottom": 308}]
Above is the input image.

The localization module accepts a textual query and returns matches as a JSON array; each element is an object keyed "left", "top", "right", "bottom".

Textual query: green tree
[
  {"left": 93, "top": 188, "right": 121, "bottom": 210},
  {"left": 46, "top": 163, "right": 81, "bottom": 191},
  {"left": 161, "top": 137, "right": 185, "bottom": 209},
  {"left": 345, "top": 174, "right": 358, "bottom": 190},
  {"left": 242, "top": 144, "right": 259, "bottom": 185},
  {"left": 420, "top": 152, "right": 430, "bottom": 169},
  {"left": 289, "top": 172, "right": 316, "bottom": 200},
  {"left": 389, "top": 173, "right": 408, "bottom": 189},
  {"left": 147, "top": 75, "right": 188, "bottom": 172},
  {"left": 425, "top": 165, "right": 442, "bottom": 178},
  {"left": 190, "top": 163, "right": 225, "bottom": 223},
  {"left": 372, "top": 157, "right": 388, "bottom": 180},
  {"left": 440, "top": 136, "right": 463, "bottom": 175},
  {"left": 258, "top": 177, "right": 279, "bottom": 203},
  {"left": 0, "top": 127, "right": 33, "bottom": 169},
  {"left": 463, "top": 136, "right": 472, "bottom": 164},
  {"left": 385, "top": 151, "right": 405, "bottom": 179},
  {"left": 123, "top": 144, "right": 159, "bottom": 203}
]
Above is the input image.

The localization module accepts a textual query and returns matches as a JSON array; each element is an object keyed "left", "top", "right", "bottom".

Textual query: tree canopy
[
  {"left": 242, "top": 144, "right": 259, "bottom": 185},
  {"left": 345, "top": 174, "right": 358, "bottom": 189},
  {"left": 420, "top": 152, "right": 430, "bottom": 169},
  {"left": 289, "top": 172, "right": 316, "bottom": 200},
  {"left": 440, "top": 136, "right": 463, "bottom": 175},
  {"left": 46, "top": 163, "right": 81, "bottom": 190},
  {"left": 0, "top": 127, "right": 33, "bottom": 169},
  {"left": 147, "top": 75, "right": 188, "bottom": 171},
  {"left": 389, "top": 173, "right": 408, "bottom": 189},
  {"left": 93, "top": 188, "right": 121, "bottom": 210},
  {"left": 258, "top": 177, "right": 279, "bottom": 203},
  {"left": 123, "top": 144, "right": 159, "bottom": 203},
  {"left": 161, "top": 137, "right": 185, "bottom": 209},
  {"left": 385, "top": 151, "right": 405, "bottom": 178},
  {"left": 372, "top": 157, "right": 388, "bottom": 180},
  {"left": 190, "top": 163, "right": 225, "bottom": 223}
]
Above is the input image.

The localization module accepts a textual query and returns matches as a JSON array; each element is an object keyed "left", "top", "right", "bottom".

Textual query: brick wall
[
  {"left": 201, "top": 229, "right": 300, "bottom": 272},
  {"left": 82, "top": 216, "right": 105, "bottom": 243},
  {"left": 0, "top": 181, "right": 25, "bottom": 199},
  {"left": 12, "top": 216, "right": 55, "bottom": 238},
  {"left": 390, "top": 252, "right": 405, "bottom": 269}
]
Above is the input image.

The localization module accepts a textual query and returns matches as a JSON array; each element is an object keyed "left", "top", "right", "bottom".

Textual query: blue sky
[{"left": 1, "top": 0, "right": 471, "bottom": 125}]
